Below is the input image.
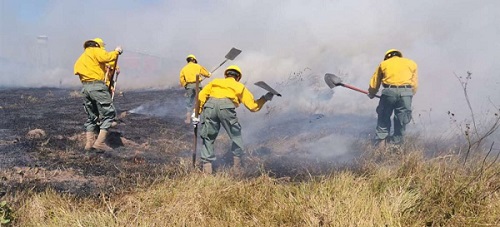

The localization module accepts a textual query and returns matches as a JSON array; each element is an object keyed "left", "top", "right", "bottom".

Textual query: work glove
[
  {"left": 262, "top": 92, "right": 274, "bottom": 101},
  {"left": 115, "top": 46, "right": 123, "bottom": 55},
  {"left": 191, "top": 111, "right": 200, "bottom": 125},
  {"left": 115, "top": 68, "right": 120, "bottom": 75},
  {"left": 367, "top": 93, "right": 375, "bottom": 99}
]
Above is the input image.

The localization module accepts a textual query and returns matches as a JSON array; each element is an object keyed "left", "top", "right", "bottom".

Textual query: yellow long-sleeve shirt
[
  {"left": 99, "top": 46, "right": 120, "bottom": 85},
  {"left": 100, "top": 46, "right": 119, "bottom": 70},
  {"left": 74, "top": 47, "right": 120, "bottom": 82},
  {"left": 198, "top": 77, "right": 267, "bottom": 113},
  {"left": 368, "top": 57, "right": 418, "bottom": 94},
  {"left": 179, "top": 62, "right": 210, "bottom": 87}
]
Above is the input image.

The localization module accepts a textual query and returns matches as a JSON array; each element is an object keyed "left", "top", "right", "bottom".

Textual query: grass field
[{"left": 4, "top": 143, "right": 499, "bottom": 227}]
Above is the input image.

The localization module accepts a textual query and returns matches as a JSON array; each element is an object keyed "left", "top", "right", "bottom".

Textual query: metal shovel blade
[
  {"left": 210, "top": 48, "right": 242, "bottom": 74},
  {"left": 324, "top": 73, "right": 343, "bottom": 88},
  {"left": 255, "top": 81, "right": 282, "bottom": 97},
  {"left": 325, "top": 73, "right": 380, "bottom": 98},
  {"left": 225, "top": 48, "right": 242, "bottom": 60}
]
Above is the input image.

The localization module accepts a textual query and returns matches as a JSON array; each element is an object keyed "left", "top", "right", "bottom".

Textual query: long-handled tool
[
  {"left": 110, "top": 55, "right": 120, "bottom": 100},
  {"left": 324, "top": 73, "right": 380, "bottom": 98},
  {"left": 255, "top": 81, "right": 282, "bottom": 97},
  {"left": 192, "top": 74, "right": 200, "bottom": 168},
  {"left": 111, "top": 72, "right": 119, "bottom": 100},
  {"left": 210, "top": 47, "right": 242, "bottom": 73}
]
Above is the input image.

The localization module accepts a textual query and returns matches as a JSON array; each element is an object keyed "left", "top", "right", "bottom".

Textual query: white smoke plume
[{"left": 2, "top": 0, "right": 500, "bottom": 158}]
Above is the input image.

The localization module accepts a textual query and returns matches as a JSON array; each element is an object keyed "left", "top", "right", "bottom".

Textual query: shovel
[
  {"left": 192, "top": 74, "right": 200, "bottom": 168},
  {"left": 110, "top": 55, "right": 120, "bottom": 100},
  {"left": 210, "top": 47, "right": 242, "bottom": 73},
  {"left": 324, "top": 73, "right": 380, "bottom": 98},
  {"left": 255, "top": 81, "right": 282, "bottom": 97}
]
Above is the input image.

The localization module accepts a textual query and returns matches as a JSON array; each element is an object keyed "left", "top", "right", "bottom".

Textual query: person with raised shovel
[
  {"left": 74, "top": 39, "right": 123, "bottom": 152},
  {"left": 367, "top": 49, "right": 418, "bottom": 147},
  {"left": 192, "top": 65, "right": 274, "bottom": 174},
  {"left": 180, "top": 54, "right": 211, "bottom": 124}
]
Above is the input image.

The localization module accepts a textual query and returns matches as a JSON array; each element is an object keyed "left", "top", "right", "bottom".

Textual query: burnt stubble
[{"left": 0, "top": 87, "right": 189, "bottom": 198}]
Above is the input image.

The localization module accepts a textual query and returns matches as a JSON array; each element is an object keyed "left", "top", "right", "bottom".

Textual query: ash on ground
[{"left": 0, "top": 87, "right": 373, "bottom": 197}]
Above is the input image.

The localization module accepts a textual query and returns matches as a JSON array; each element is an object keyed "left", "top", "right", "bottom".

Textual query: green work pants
[
  {"left": 81, "top": 81, "right": 116, "bottom": 132},
  {"left": 375, "top": 87, "right": 413, "bottom": 144},
  {"left": 184, "top": 83, "right": 202, "bottom": 112},
  {"left": 200, "top": 98, "right": 244, "bottom": 163}
]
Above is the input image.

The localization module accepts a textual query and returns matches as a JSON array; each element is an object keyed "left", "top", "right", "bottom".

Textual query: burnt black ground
[
  {"left": 0, "top": 87, "right": 376, "bottom": 198},
  {"left": 0, "top": 87, "right": 191, "bottom": 198}
]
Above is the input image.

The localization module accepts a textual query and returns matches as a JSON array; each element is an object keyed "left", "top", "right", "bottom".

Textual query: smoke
[{"left": 2, "top": 0, "right": 500, "bottom": 159}]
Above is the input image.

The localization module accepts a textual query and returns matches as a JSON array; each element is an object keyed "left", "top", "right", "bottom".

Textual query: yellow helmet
[
  {"left": 186, "top": 54, "right": 197, "bottom": 63},
  {"left": 384, "top": 49, "right": 402, "bottom": 60},
  {"left": 224, "top": 65, "right": 242, "bottom": 81},
  {"left": 92, "top": 38, "right": 105, "bottom": 49}
]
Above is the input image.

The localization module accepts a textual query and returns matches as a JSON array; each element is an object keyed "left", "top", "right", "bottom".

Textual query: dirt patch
[{"left": 26, "top": 129, "right": 46, "bottom": 139}]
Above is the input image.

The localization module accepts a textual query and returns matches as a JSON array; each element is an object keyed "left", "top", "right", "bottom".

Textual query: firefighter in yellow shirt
[
  {"left": 193, "top": 65, "right": 274, "bottom": 174},
  {"left": 368, "top": 49, "right": 418, "bottom": 146},
  {"left": 179, "top": 54, "right": 211, "bottom": 123},
  {"left": 74, "top": 39, "right": 123, "bottom": 152}
]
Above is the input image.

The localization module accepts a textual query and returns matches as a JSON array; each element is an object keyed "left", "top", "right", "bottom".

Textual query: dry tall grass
[{"left": 7, "top": 145, "right": 499, "bottom": 227}]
